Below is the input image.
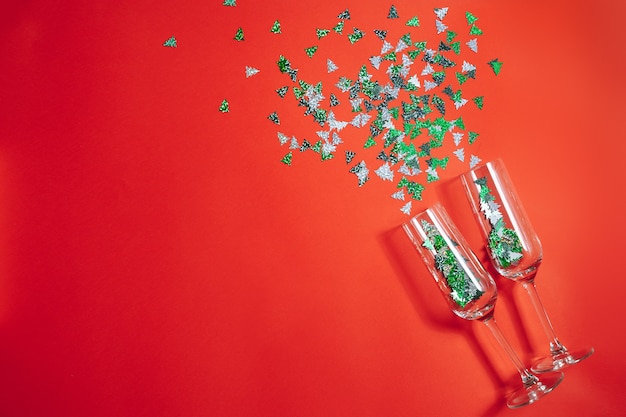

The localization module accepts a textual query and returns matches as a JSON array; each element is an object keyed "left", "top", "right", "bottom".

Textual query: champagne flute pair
[{"left": 403, "top": 159, "right": 593, "bottom": 408}]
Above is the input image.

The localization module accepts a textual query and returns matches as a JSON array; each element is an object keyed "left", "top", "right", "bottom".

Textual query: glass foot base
[
  {"left": 506, "top": 372, "right": 564, "bottom": 409},
  {"left": 531, "top": 347, "right": 594, "bottom": 373}
]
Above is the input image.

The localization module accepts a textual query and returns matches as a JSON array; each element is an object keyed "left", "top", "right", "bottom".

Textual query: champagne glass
[
  {"left": 460, "top": 159, "right": 594, "bottom": 373},
  {"left": 403, "top": 202, "right": 563, "bottom": 408}
]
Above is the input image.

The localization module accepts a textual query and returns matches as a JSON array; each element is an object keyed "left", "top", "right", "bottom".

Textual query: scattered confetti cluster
[
  {"left": 421, "top": 219, "right": 484, "bottom": 307},
  {"left": 474, "top": 177, "right": 524, "bottom": 267},
  {"left": 212, "top": 4, "right": 503, "bottom": 215}
]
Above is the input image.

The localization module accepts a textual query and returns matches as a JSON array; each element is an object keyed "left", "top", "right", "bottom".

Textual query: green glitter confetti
[
  {"left": 316, "top": 28, "right": 330, "bottom": 39},
  {"left": 234, "top": 27, "right": 245, "bottom": 41},
  {"left": 304, "top": 45, "right": 318, "bottom": 57},
  {"left": 281, "top": 152, "right": 293, "bottom": 166},
  {"left": 348, "top": 28, "right": 365, "bottom": 44},
  {"left": 407, "top": 16, "right": 420, "bottom": 27},
  {"left": 469, "top": 25, "right": 483, "bottom": 36},
  {"left": 219, "top": 99, "right": 229, "bottom": 113},
  {"left": 333, "top": 21, "right": 344, "bottom": 34},
  {"left": 364, "top": 136, "right": 377, "bottom": 148},
  {"left": 488, "top": 59, "right": 503, "bottom": 75},
  {"left": 466, "top": 11, "right": 478, "bottom": 25},
  {"left": 446, "top": 31, "right": 457, "bottom": 43},
  {"left": 162, "top": 36, "right": 177, "bottom": 48},
  {"left": 456, "top": 72, "right": 469, "bottom": 85},
  {"left": 223, "top": 0, "right": 236, "bottom": 6},
  {"left": 271, "top": 20, "right": 281, "bottom": 34},
  {"left": 468, "top": 131, "right": 479, "bottom": 144},
  {"left": 420, "top": 219, "right": 484, "bottom": 307},
  {"left": 473, "top": 96, "right": 484, "bottom": 109}
]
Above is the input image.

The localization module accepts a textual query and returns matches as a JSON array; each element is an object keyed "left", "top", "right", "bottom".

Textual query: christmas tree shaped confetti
[
  {"left": 219, "top": 99, "right": 229, "bottom": 113},
  {"left": 271, "top": 20, "right": 281, "bottom": 34},
  {"left": 234, "top": 27, "right": 245, "bottom": 41},
  {"left": 162, "top": 36, "right": 177, "bottom": 48},
  {"left": 223, "top": 0, "right": 236, "bottom": 6},
  {"left": 488, "top": 58, "right": 503, "bottom": 75}
]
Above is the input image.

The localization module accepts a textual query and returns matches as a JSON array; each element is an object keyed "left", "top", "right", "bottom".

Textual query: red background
[{"left": 1, "top": 1, "right": 625, "bottom": 416}]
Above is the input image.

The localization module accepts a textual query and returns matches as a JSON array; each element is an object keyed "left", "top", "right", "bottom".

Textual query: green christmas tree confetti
[
  {"left": 162, "top": 36, "right": 177, "bottom": 48},
  {"left": 234, "top": 27, "right": 245, "bottom": 41},
  {"left": 219, "top": 99, "right": 229, "bottom": 113},
  {"left": 407, "top": 16, "right": 420, "bottom": 27},
  {"left": 316, "top": 28, "right": 330, "bottom": 39},
  {"left": 473, "top": 96, "right": 484, "bottom": 109},
  {"left": 466, "top": 11, "right": 478, "bottom": 25},
  {"left": 281, "top": 152, "right": 293, "bottom": 166},
  {"left": 271, "top": 20, "right": 281, "bottom": 34},
  {"left": 304, "top": 45, "right": 318, "bottom": 58},
  {"left": 468, "top": 131, "right": 479, "bottom": 144},
  {"left": 223, "top": 0, "right": 236, "bottom": 6},
  {"left": 469, "top": 25, "right": 483, "bottom": 36},
  {"left": 488, "top": 58, "right": 503, "bottom": 75}
]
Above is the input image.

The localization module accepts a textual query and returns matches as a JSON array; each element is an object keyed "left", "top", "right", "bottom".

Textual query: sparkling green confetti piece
[
  {"left": 281, "top": 152, "right": 292, "bottom": 165},
  {"left": 316, "top": 28, "right": 330, "bottom": 39},
  {"left": 234, "top": 27, "right": 245, "bottom": 41},
  {"left": 406, "top": 16, "right": 420, "bottom": 27},
  {"left": 469, "top": 25, "right": 483, "bottom": 36},
  {"left": 218, "top": 99, "right": 229, "bottom": 113},
  {"left": 162, "top": 36, "right": 177, "bottom": 48},
  {"left": 277, "top": 55, "right": 290, "bottom": 73},
  {"left": 223, "top": 0, "right": 236, "bottom": 6},
  {"left": 271, "top": 20, "right": 281, "bottom": 34},
  {"left": 456, "top": 72, "right": 469, "bottom": 85},
  {"left": 268, "top": 112, "right": 280, "bottom": 125},
  {"left": 450, "top": 42, "right": 461, "bottom": 54},
  {"left": 466, "top": 11, "right": 479, "bottom": 25},
  {"left": 388, "top": 5, "right": 399, "bottom": 19},
  {"left": 364, "top": 136, "right": 377, "bottom": 148},
  {"left": 333, "top": 21, "right": 344, "bottom": 34},
  {"left": 468, "top": 131, "right": 479, "bottom": 144},
  {"left": 348, "top": 28, "right": 365, "bottom": 44},
  {"left": 488, "top": 58, "right": 503, "bottom": 75},
  {"left": 473, "top": 96, "right": 484, "bottom": 109},
  {"left": 455, "top": 117, "right": 466, "bottom": 130},
  {"left": 432, "top": 95, "right": 445, "bottom": 115},
  {"left": 304, "top": 45, "right": 318, "bottom": 57},
  {"left": 446, "top": 31, "right": 457, "bottom": 43},
  {"left": 414, "top": 41, "right": 427, "bottom": 51}
]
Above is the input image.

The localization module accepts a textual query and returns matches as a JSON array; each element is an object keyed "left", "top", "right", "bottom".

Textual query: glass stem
[
  {"left": 520, "top": 279, "right": 568, "bottom": 356},
  {"left": 481, "top": 314, "right": 538, "bottom": 387}
]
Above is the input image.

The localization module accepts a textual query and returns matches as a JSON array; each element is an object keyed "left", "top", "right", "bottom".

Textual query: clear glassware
[
  {"left": 460, "top": 159, "right": 594, "bottom": 373},
  {"left": 403, "top": 202, "right": 563, "bottom": 408}
]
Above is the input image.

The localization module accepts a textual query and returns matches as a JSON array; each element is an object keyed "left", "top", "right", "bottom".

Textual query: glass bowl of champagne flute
[
  {"left": 460, "top": 159, "right": 594, "bottom": 373},
  {"left": 403, "top": 202, "right": 563, "bottom": 408}
]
